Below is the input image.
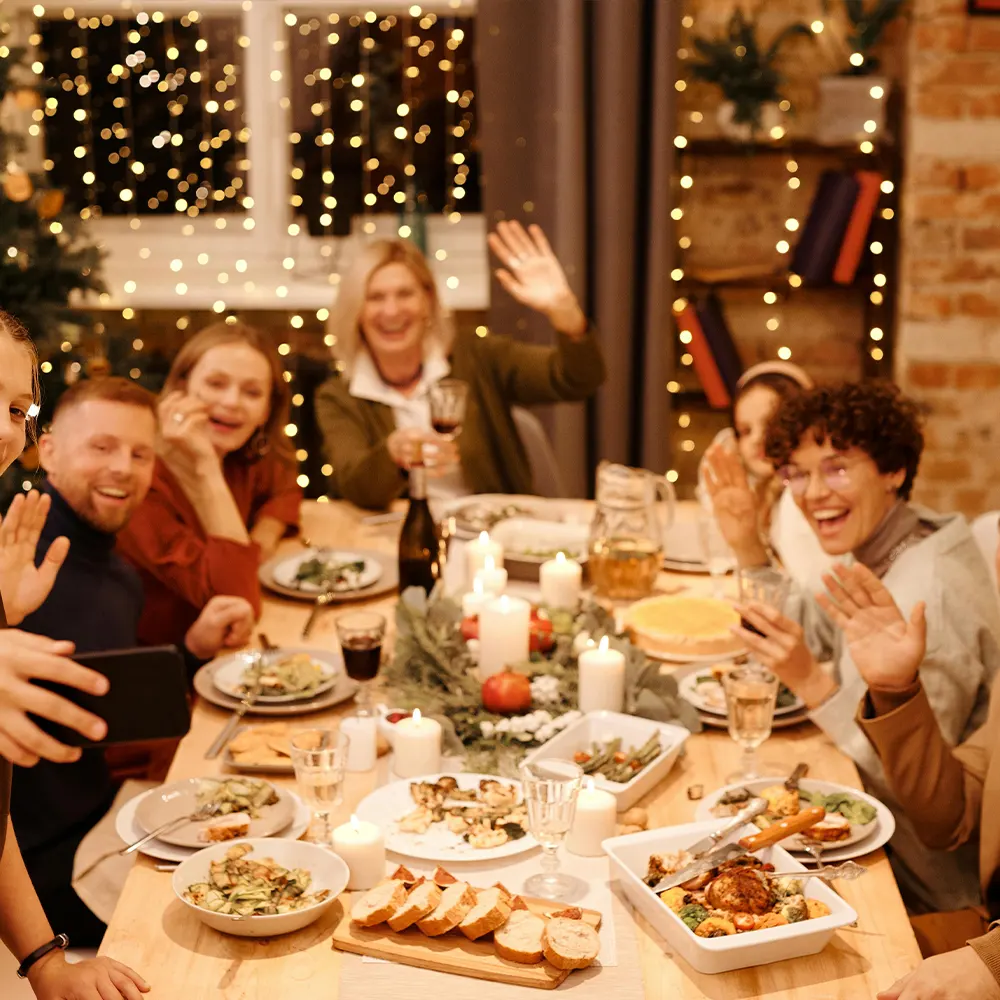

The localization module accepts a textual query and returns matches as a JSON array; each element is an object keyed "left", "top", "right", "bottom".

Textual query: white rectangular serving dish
[
  {"left": 602, "top": 820, "right": 857, "bottom": 974},
  {"left": 522, "top": 711, "right": 689, "bottom": 810}
]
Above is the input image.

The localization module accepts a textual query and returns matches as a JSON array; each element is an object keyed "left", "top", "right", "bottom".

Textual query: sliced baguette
[
  {"left": 387, "top": 878, "right": 443, "bottom": 932},
  {"left": 459, "top": 886, "right": 513, "bottom": 941},
  {"left": 494, "top": 908, "right": 546, "bottom": 964},
  {"left": 542, "top": 917, "right": 600, "bottom": 971},
  {"left": 388, "top": 865, "right": 417, "bottom": 884},
  {"left": 432, "top": 866, "right": 457, "bottom": 886},
  {"left": 416, "top": 881, "right": 476, "bottom": 936},
  {"left": 351, "top": 879, "right": 408, "bottom": 927}
]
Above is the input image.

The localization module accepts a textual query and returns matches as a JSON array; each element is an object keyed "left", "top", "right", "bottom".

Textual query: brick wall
[{"left": 898, "top": 0, "right": 1000, "bottom": 514}]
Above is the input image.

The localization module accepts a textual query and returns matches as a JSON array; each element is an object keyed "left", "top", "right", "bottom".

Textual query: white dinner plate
[
  {"left": 439, "top": 495, "right": 591, "bottom": 538},
  {"left": 115, "top": 787, "right": 311, "bottom": 863},
  {"left": 641, "top": 647, "right": 744, "bottom": 665},
  {"left": 354, "top": 772, "right": 538, "bottom": 863},
  {"left": 211, "top": 648, "right": 340, "bottom": 704},
  {"left": 694, "top": 777, "right": 895, "bottom": 862},
  {"left": 270, "top": 549, "right": 382, "bottom": 594},
  {"left": 678, "top": 669, "right": 806, "bottom": 717}
]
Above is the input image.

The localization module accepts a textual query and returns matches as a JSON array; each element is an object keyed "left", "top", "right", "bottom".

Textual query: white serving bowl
[
  {"left": 172, "top": 838, "right": 348, "bottom": 938},
  {"left": 602, "top": 820, "right": 857, "bottom": 974},
  {"left": 521, "top": 711, "right": 689, "bottom": 810}
]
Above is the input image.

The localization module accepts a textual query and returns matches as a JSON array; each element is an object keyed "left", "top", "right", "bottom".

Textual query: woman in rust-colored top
[{"left": 117, "top": 322, "right": 301, "bottom": 648}]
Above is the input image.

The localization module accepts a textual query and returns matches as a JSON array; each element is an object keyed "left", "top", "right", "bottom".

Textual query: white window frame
[{"left": 11, "top": 0, "right": 486, "bottom": 311}]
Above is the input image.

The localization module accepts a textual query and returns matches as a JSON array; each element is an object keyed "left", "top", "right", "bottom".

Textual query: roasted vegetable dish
[
  {"left": 397, "top": 776, "right": 528, "bottom": 850},
  {"left": 239, "top": 653, "right": 329, "bottom": 698},
  {"left": 196, "top": 777, "right": 279, "bottom": 819},
  {"left": 184, "top": 843, "right": 331, "bottom": 917},
  {"left": 572, "top": 735, "right": 662, "bottom": 783},
  {"left": 293, "top": 556, "right": 366, "bottom": 591},
  {"left": 644, "top": 853, "right": 831, "bottom": 937}
]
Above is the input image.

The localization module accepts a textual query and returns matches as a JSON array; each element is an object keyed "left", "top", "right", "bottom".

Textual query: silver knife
[
  {"left": 205, "top": 659, "right": 263, "bottom": 760},
  {"left": 682, "top": 796, "right": 770, "bottom": 858},
  {"left": 650, "top": 842, "right": 750, "bottom": 894}
]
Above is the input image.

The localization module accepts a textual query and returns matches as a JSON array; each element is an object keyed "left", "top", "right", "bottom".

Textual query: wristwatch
[{"left": 16, "top": 933, "right": 69, "bottom": 978}]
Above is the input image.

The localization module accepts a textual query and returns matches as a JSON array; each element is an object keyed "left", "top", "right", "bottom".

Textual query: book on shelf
[
  {"left": 790, "top": 170, "right": 862, "bottom": 285},
  {"left": 832, "top": 170, "right": 883, "bottom": 285},
  {"left": 697, "top": 293, "right": 743, "bottom": 398},
  {"left": 676, "top": 303, "right": 730, "bottom": 409}
]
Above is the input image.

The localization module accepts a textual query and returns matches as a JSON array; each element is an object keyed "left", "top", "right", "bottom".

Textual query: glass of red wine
[
  {"left": 335, "top": 610, "right": 386, "bottom": 716},
  {"left": 429, "top": 377, "right": 469, "bottom": 440}
]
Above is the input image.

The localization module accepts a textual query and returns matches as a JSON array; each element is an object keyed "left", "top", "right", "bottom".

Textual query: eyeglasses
[{"left": 778, "top": 457, "right": 857, "bottom": 496}]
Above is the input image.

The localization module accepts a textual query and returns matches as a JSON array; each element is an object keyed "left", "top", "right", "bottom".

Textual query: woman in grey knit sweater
[{"left": 704, "top": 381, "right": 1000, "bottom": 915}]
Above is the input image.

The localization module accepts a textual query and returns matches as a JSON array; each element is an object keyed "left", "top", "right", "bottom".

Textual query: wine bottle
[{"left": 398, "top": 464, "right": 440, "bottom": 594}]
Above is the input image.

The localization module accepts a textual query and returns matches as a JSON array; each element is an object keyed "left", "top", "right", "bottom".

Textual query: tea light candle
[
  {"left": 466, "top": 531, "right": 504, "bottom": 585},
  {"left": 478, "top": 595, "right": 531, "bottom": 679},
  {"left": 340, "top": 714, "right": 377, "bottom": 772},
  {"left": 462, "top": 577, "right": 489, "bottom": 618},
  {"left": 539, "top": 551, "right": 582, "bottom": 608},
  {"left": 332, "top": 814, "right": 386, "bottom": 890},
  {"left": 474, "top": 554, "right": 508, "bottom": 597},
  {"left": 392, "top": 708, "right": 442, "bottom": 777},
  {"left": 578, "top": 635, "right": 626, "bottom": 714},
  {"left": 565, "top": 778, "right": 617, "bottom": 857}
]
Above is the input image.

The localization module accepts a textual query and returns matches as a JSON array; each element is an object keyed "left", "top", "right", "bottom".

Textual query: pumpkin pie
[{"left": 623, "top": 596, "right": 744, "bottom": 659}]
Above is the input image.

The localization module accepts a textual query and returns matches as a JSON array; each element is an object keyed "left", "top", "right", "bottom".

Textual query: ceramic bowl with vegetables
[
  {"left": 172, "top": 839, "right": 349, "bottom": 937},
  {"left": 521, "top": 711, "right": 689, "bottom": 810}
]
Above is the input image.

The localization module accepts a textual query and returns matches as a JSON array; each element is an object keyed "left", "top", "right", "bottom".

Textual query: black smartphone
[{"left": 32, "top": 645, "right": 191, "bottom": 748}]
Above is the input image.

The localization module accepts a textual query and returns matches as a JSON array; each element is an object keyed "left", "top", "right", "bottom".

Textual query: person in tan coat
[{"left": 813, "top": 558, "right": 1000, "bottom": 1000}]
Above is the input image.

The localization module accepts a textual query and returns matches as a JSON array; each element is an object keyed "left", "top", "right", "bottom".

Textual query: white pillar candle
[
  {"left": 565, "top": 778, "right": 618, "bottom": 857},
  {"left": 478, "top": 595, "right": 531, "bottom": 679},
  {"left": 539, "top": 551, "right": 582, "bottom": 608},
  {"left": 391, "top": 708, "right": 442, "bottom": 777},
  {"left": 462, "top": 577, "right": 489, "bottom": 618},
  {"left": 332, "top": 814, "right": 386, "bottom": 890},
  {"left": 578, "top": 635, "right": 626, "bottom": 714},
  {"left": 465, "top": 531, "right": 504, "bottom": 586},
  {"left": 340, "top": 715, "right": 377, "bottom": 772},
  {"left": 474, "top": 554, "right": 508, "bottom": 597}
]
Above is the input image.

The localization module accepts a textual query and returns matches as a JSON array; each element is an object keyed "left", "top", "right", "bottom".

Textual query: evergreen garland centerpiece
[{"left": 382, "top": 586, "right": 701, "bottom": 772}]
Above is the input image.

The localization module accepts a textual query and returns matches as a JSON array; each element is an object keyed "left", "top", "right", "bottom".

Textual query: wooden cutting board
[{"left": 331, "top": 893, "right": 602, "bottom": 990}]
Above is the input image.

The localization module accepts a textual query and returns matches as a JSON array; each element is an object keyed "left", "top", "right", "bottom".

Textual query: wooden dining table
[{"left": 98, "top": 498, "right": 923, "bottom": 999}]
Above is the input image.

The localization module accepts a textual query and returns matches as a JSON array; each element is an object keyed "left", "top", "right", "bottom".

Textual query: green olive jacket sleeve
[{"left": 315, "top": 326, "right": 606, "bottom": 510}]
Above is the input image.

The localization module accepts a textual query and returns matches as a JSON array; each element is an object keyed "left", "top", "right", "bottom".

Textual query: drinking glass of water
[
  {"left": 723, "top": 666, "right": 779, "bottom": 781},
  {"left": 336, "top": 610, "right": 386, "bottom": 716},
  {"left": 519, "top": 758, "right": 584, "bottom": 901},
  {"left": 697, "top": 513, "right": 734, "bottom": 598},
  {"left": 290, "top": 729, "right": 349, "bottom": 846},
  {"left": 736, "top": 566, "right": 791, "bottom": 637}
]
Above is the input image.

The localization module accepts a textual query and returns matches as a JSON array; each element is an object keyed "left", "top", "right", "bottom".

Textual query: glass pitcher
[{"left": 589, "top": 462, "right": 676, "bottom": 601}]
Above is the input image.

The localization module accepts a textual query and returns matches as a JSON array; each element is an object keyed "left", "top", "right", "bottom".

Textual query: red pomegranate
[{"left": 481, "top": 669, "right": 533, "bottom": 715}]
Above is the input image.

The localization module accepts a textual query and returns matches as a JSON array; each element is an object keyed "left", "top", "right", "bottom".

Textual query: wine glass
[
  {"left": 335, "top": 610, "right": 386, "bottom": 716},
  {"left": 429, "top": 378, "right": 468, "bottom": 440},
  {"left": 722, "top": 665, "right": 779, "bottom": 782},
  {"left": 519, "top": 758, "right": 585, "bottom": 901},
  {"left": 289, "top": 729, "right": 349, "bottom": 846},
  {"left": 736, "top": 566, "right": 791, "bottom": 637},
  {"left": 697, "top": 512, "right": 734, "bottom": 599}
]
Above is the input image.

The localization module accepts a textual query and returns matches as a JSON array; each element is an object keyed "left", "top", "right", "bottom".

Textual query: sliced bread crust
[
  {"left": 416, "top": 881, "right": 476, "bottom": 936},
  {"left": 387, "top": 878, "right": 443, "bottom": 932},
  {"left": 458, "top": 886, "right": 513, "bottom": 941},
  {"left": 494, "top": 908, "right": 546, "bottom": 964},
  {"left": 351, "top": 879, "right": 408, "bottom": 927},
  {"left": 541, "top": 917, "right": 600, "bottom": 971}
]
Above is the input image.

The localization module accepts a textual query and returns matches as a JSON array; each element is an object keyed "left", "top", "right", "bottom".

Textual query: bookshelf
[{"left": 666, "top": 91, "right": 904, "bottom": 495}]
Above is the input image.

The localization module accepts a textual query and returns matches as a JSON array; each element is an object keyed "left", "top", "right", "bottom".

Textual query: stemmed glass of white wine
[
  {"left": 723, "top": 665, "right": 779, "bottom": 782},
  {"left": 289, "top": 729, "right": 349, "bottom": 846}
]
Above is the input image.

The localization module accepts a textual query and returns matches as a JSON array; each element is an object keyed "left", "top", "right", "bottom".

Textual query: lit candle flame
[
  {"left": 478, "top": 530, "right": 490, "bottom": 544},
  {"left": 350, "top": 813, "right": 360, "bottom": 831},
  {"left": 556, "top": 551, "right": 566, "bottom": 564},
  {"left": 599, "top": 635, "right": 610, "bottom": 652},
  {"left": 412, "top": 708, "right": 422, "bottom": 723},
  {"left": 473, "top": 577, "right": 483, "bottom": 596},
  {"left": 499, "top": 595, "right": 509, "bottom": 610}
]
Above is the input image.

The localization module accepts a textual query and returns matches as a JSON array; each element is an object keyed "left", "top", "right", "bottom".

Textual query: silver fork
[{"left": 301, "top": 584, "right": 336, "bottom": 639}]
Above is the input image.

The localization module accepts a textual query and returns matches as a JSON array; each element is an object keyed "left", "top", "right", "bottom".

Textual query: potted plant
[
  {"left": 816, "top": 0, "right": 906, "bottom": 145},
  {"left": 689, "top": 8, "right": 813, "bottom": 142}
]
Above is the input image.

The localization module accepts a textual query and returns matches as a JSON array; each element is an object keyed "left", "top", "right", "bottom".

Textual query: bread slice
[
  {"left": 351, "top": 879, "right": 408, "bottom": 927},
  {"left": 387, "top": 878, "right": 443, "bottom": 932},
  {"left": 459, "top": 886, "right": 513, "bottom": 941},
  {"left": 388, "top": 865, "right": 417, "bottom": 884},
  {"left": 510, "top": 895, "right": 529, "bottom": 912},
  {"left": 416, "top": 881, "right": 476, "bottom": 936},
  {"left": 542, "top": 917, "right": 600, "bottom": 971},
  {"left": 494, "top": 908, "right": 546, "bottom": 964},
  {"left": 550, "top": 906, "right": 583, "bottom": 920},
  {"left": 198, "top": 812, "right": 250, "bottom": 842}
]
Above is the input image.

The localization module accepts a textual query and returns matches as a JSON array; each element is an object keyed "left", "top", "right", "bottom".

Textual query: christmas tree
[{"left": 0, "top": 31, "right": 105, "bottom": 505}]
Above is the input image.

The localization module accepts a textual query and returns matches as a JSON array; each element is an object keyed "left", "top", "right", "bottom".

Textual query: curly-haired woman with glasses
[{"left": 705, "top": 380, "right": 1000, "bottom": 915}]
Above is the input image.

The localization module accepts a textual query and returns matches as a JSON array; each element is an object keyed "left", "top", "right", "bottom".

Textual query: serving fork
[{"left": 768, "top": 860, "right": 867, "bottom": 882}]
